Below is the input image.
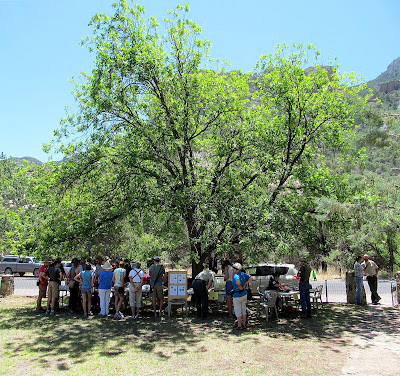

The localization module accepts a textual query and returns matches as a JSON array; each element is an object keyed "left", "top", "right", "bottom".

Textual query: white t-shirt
[{"left": 129, "top": 268, "right": 144, "bottom": 283}]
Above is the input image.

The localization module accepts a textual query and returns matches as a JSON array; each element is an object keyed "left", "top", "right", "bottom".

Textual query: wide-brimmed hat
[
  {"left": 232, "top": 262, "right": 242, "bottom": 271},
  {"left": 43, "top": 257, "right": 51, "bottom": 263},
  {"left": 153, "top": 256, "right": 160, "bottom": 262},
  {"left": 102, "top": 261, "right": 113, "bottom": 270}
]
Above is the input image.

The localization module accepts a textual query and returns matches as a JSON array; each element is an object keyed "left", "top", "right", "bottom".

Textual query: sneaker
[
  {"left": 135, "top": 313, "right": 140, "bottom": 319},
  {"left": 88, "top": 311, "right": 93, "bottom": 316},
  {"left": 45, "top": 310, "right": 50, "bottom": 315},
  {"left": 129, "top": 315, "right": 136, "bottom": 319},
  {"left": 83, "top": 313, "right": 88, "bottom": 318},
  {"left": 49, "top": 311, "right": 56, "bottom": 316}
]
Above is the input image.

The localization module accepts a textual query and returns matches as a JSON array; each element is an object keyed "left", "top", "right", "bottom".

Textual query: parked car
[
  {"left": 61, "top": 261, "right": 73, "bottom": 275},
  {"left": 0, "top": 255, "right": 42, "bottom": 277},
  {"left": 246, "top": 263, "right": 299, "bottom": 294}
]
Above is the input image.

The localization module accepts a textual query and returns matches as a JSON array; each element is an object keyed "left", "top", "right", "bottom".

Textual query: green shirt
[{"left": 149, "top": 264, "right": 165, "bottom": 286}]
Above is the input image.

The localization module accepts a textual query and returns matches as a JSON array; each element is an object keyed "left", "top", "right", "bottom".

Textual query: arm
[
  {"left": 74, "top": 272, "right": 81, "bottom": 283},
  {"left": 244, "top": 276, "right": 253, "bottom": 289},
  {"left": 224, "top": 266, "right": 229, "bottom": 281},
  {"left": 206, "top": 280, "right": 214, "bottom": 290},
  {"left": 112, "top": 273, "right": 116, "bottom": 283},
  {"left": 91, "top": 272, "right": 94, "bottom": 287},
  {"left": 136, "top": 272, "right": 144, "bottom": 292}
]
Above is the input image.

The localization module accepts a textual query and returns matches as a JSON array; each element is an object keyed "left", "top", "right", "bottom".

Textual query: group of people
[
  {"left": 36, "top": 255, "right": 167, "bottom": 319},
  {"left": 354, "top": 254, "right": 381, "bottom": 305},
  {"left": 192, "top": 261, "right": 253, "bottom": 329},
  {"left": 35, "top": 253, "right": 382, "bottom": 322}
]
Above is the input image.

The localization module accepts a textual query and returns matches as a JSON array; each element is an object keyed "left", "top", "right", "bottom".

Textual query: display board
[{"left": 168, "top": 270, "right": 187, "bottom": 300}]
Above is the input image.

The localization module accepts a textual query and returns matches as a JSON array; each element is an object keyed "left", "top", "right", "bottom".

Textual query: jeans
[
  {"left": 99, "top": 288, "right": 111, "bottom": 315},
  {"left": 192, "top": 279, "right": 208, "bottom": 318},
  {"left": 355, "top": 276, "right": 363, "bottom": 304},
  {"left": 299, "top": 281, "right": 311, "bottom": 315}
]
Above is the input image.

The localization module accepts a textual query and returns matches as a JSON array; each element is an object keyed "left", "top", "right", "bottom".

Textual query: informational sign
[{"left": 168, "top": 270, "right": 187, "bottom": 300}]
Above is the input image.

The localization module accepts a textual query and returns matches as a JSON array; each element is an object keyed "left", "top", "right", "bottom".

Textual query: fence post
[{"left": 325, "top": 279, "right": 328, "bottom": 303}]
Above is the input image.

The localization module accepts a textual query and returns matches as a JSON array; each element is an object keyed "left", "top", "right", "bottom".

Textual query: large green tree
[{"left": 46, "top": 2, "right": 366, "bottom": 274}]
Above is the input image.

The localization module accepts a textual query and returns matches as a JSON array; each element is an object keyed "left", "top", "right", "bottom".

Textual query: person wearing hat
[
  {"left": 98, "top": 260, "right": 114, "bottom": 316},
  {"left": 44, "top": 258, "right": 63, "bottom": 316},
  {"left": 149, "top": 256, "right": 165, "bottom": 317},
  {"left": 36, "top": 257, "right": 51, "bottom": 312},
  {"left": 232, "top": 263, "right": 253, "bottom": 329}
]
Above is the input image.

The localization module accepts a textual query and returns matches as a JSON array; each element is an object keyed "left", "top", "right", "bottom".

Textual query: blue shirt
[
  {"left": 98, "top": 270, "right": 113, "bottom": 290},
  {"left": 82, "top": 270, "right": 93, "bottom": 289},
  {"left": 232, "top": 272, "right": 250, "bottom": 298}
]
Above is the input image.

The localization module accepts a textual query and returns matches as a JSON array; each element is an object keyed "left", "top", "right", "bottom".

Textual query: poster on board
[{"left": 168, "top": 270, "right": 187, "bottom": 300}]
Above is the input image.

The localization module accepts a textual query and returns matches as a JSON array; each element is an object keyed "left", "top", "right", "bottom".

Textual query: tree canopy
[{"left": 35, "top": 1, "right": 371, "bottom": 275}]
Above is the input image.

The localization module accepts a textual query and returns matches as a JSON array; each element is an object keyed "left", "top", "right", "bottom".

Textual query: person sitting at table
[
  {"left": 266, "top": 272, "right": 289, "bottom": 309},
  {"left": 267, "top": 272, "right": 289, "bottom": 292}
]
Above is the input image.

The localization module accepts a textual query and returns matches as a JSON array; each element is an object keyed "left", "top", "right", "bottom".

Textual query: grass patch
[{"left": 0, "top": 295, "right": 398, "bottom": 375}]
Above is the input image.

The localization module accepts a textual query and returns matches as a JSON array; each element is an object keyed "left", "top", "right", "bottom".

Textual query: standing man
[
  {"left": 45, "top": 258, "right": 62, "bottom": 316},
  {"left": 354, "top": 256, "right": 365, "bottom": 305},
  {"left": 149, "top": 256, "right": 165, "bottom": 317},
  {"left": 362, "top": 254, "right": 381, "bottom": 304},
  {"left": 192, "top": 266, "right": 215, "bottom": 320},
  {"left": 36, "top": 257, "right": 50, "bottom": 312},
  {"left": 298, "top": 259, "right": 312, "bottom": 318},
  {"left": 128, "top": 262, "right": 144, "bottom": 319}
]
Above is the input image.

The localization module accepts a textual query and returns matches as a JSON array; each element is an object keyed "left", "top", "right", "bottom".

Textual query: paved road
[{"left": 5, "top": 276, "right": 398, "bottom": 306}]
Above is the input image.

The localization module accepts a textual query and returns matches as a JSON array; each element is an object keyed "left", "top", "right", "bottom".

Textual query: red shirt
[{"left": 38, "top": 265, "right": 48, "bottom": 287}]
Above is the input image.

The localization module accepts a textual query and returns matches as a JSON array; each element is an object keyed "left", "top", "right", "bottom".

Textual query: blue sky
[{"left": 1, "top": 0, "right": 399, "bottom": 162}]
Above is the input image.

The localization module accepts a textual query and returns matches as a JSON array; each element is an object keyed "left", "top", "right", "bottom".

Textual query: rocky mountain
[
  {"left": 367, "top": 57, "right": 400, "bottom": 90},
  {"left": 11, "top": 156, "right": 65, "bottom": 167}
]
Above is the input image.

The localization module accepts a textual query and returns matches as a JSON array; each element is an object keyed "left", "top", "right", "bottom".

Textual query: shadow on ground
[{"left": 0, "top": 296, "right": 398, "bottom": 371}]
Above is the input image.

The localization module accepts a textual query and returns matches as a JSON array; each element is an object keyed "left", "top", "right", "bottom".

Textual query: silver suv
[
  {"left": 0, "top": 255, "right": 42, "bottom": 277},
  {"left": 246, "top": 263, "right": 299, "bottom": 294}
]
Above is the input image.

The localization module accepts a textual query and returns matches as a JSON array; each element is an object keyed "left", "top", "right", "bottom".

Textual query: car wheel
[
  {"left": 33, "top": 269, "right": 39, "bottom": 278},
  {"left": 19, "top": 272, "right": 25, "bottom": 277},
  {"left": 4, "top": 268, "right": 13, "bottom": 275}
]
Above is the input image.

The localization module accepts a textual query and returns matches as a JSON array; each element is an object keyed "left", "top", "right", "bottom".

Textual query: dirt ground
[
  {"left": 0, "top": 296, "right": 399, "bottom": 375},
  {"left": 341, "top": 305, "right": 400, "bottom": 376}
]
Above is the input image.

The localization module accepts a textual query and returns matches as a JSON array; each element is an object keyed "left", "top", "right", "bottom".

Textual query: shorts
[
  {"left": 151, "top": 285, "right": 164, "bottom": 299},
  {"left": 129, "top": 282, "right": 143, "bottom": 308},
  {"left": 225, "top": 281, "right": 233, "bottom": 297},
  {"left": 48, "top": 281, "right": 59, "bottom": 301},
  {"left": 38, "top": 285, "right": 47, "bottom": 298},
  {"left": 114, "top": 286, "right": 125, "bottom": 297},
  {"left": 81, "top": 287, "right": 92, "bottom": 295}
]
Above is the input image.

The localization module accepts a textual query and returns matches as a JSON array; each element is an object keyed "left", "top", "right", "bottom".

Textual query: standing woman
[
  {"left": 232, "top": 263, "right": 253, "bottom": 330},
  {"left": 75, "top": 262, "right": 94, "bottom": 317},
  {"left": 67, "top": 258, "right": 80, "bottom": 314},
  {"left": 98, "top": 261, "right": 113, "bottom": 316},
  {"left": 223, "top": 260, "right": 234, "bottom": 319},
  {"left": 113, "top": 261, "right": 126, "bottom": 319}
]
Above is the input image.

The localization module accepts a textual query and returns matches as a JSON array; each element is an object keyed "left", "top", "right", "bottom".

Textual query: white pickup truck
[{"left": 0, "top": 255, "right": 42, "bottom": 277}]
